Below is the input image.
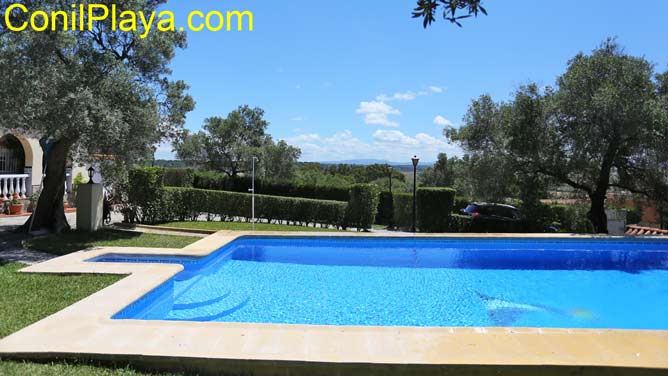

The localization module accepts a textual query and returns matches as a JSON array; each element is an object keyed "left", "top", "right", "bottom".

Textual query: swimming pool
[{"left": 90, "top": 236, "right": 668, "bottom": 329}]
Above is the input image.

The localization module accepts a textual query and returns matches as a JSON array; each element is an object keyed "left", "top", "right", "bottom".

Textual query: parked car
[
  {"left": 460, "top": 203, "right": 525, "bottom": 232},
  {"left": 460, "top": 203, "right": 523, "bottom": 220}
]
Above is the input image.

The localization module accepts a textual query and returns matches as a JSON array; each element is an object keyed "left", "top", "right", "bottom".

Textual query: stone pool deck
[{"left": 0, "top": 231, "right": 667, "bottom": 375}]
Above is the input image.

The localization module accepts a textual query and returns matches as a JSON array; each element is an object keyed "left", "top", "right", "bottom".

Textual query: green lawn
[
  {"left": 159, "top": 221, "right": 345, "bottom": 232},
  {"left": 0, "top": 360, "right": 172, "bottom": 376},
  {"left": 25, "top": 229, "right": 200, "bottom": 256},
  {"left": 0, "top": 262, "right": 170, "bottom": 375}
]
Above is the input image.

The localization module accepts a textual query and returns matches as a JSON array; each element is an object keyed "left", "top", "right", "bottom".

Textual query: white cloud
[
  {"left": 287, "top": 130, "right": 461, "bottom": 162},
  {"left": 433, "top": 115, "right": 454, "bottom": 127},
  {"left": 372, "top": 130, "right": 419, "bottom": 145},
  {"left": 375, "top": 86, "right": 444, "bottom": 102},
  {"left": 356, "top": 101, "right": 401, "bottom": 127},
  {"left": 290, "top": 116, "right": 306, "bottom": 122},
  {"left": 376, "top": 91, "right": 418, "bottom": 102}
]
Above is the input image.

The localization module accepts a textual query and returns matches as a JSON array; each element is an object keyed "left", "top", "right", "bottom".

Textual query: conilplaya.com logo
[{"left": 3, "top": 3, "right": 253, "bottom": 39}]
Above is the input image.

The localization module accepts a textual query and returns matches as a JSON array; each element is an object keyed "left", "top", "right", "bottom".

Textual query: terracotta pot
[{"left": 9, "top": 204, "right": 23, "bottom": 215}]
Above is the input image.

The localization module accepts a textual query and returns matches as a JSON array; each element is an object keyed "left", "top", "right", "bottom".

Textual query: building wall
[{"left": 15, "top": 136, "right": 43, "bottom": 190}]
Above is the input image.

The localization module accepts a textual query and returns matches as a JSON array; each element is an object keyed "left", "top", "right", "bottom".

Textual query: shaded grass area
[
  {"left": 0, "top": 361, "right": 174, "bottom": 376},
  {"left": 25, "top": 229, "right": 199, "bottom": 256},
  {"left": 0, "top": 262, "right": 166, "bottom": 374},
  {"left": 0, "top": 262, "right": 123, "bottom": 339},
  {"left": 159, "top": 221, "right": 345, "bottom": 232}
]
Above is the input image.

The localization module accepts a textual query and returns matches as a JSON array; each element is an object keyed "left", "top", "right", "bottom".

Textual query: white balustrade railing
[{"left": 1, "top": 174, "right": 30, "bottom": 199}]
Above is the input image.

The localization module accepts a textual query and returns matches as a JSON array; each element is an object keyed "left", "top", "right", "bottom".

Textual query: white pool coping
[{"left": 0, "top": 231, "right": 667, "bottom": 372}]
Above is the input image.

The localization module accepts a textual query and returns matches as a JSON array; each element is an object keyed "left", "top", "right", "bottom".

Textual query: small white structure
[
  {"left": 606, "top": 209, "right": 627, "bottom": 236},
  {"left": 76, "top": 183, "right": 104, "bottom": 231}
]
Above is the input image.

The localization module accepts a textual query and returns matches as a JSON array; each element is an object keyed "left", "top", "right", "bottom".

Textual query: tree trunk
[
  {"left": 588, "top": 193, "right": 608, "bottom": 234},
  {"left": 18, "top": 138, "right": 73, "bottom": 233}
]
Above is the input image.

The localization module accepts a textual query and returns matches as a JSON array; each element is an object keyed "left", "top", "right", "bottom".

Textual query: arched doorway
[{"left": 0, "top": 134, "right": 25, "bottom": 174}]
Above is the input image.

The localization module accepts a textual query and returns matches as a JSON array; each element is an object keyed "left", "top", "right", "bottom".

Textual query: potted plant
[
  {"left": 27, "top": 188, "right": 41, "bottom": 212},
  {"left": 9, "top": 193, "right": 23, "bottom": 215}
]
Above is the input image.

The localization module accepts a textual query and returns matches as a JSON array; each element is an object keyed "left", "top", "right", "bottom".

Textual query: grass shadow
[{"left": 24, "top": 229, "right": 198, "bottom": 256}]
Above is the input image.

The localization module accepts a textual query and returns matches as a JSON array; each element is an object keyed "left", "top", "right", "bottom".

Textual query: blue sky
[{"left": 157, "top": 0, "right": 668, "bottom": 162}]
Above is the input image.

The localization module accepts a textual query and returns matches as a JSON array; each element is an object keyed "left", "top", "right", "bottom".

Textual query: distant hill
[
  {"left": 149, "top": 158, "right": 431, "bottom": 171},
  {"left": 320, "top": 158, "right": 434, "bottom": 166}
]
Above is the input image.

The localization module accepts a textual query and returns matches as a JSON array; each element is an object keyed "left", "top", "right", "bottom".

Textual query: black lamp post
[
  {"left": 411, "top": 155, "right": 419, "bottom": 233},
  {"left": 388, "top": 165, "right": 393, "bottom": 193},
  {"left": 87, "top": 166, "right": 95, "bottom": 184}
]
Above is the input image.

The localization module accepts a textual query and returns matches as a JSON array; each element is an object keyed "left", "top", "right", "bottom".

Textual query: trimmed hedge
[
  {"left": 164, "top": 168, "right": 194, "bottom": 187},
  {"left": 447, "top": 214, "right": 523, "bottom": 233},
  {"left": 448, "top": 214, "right": 473, "bottom": 232},
  {"left": 193, "top": 171, "right": 350, "bottom": 201},
  {"left": 454, "top": 196, "right": 471, "bottom": 213},
  {"left": 416, "top": 188, "right": 456, "bottom": 232},
  {"left": 344, "top": 184, "right": 380, "bottom": 231},
  {"left": 164, "top": 187, "right": 347, "bottom": 227},
  {"left": 128, "top": 167, "right": 166, "bottom": 224},
  {"left": 128, "top": 167, "right": 349, "bottom": 227},
  {"left": 392, "top": 193, "right": 413, "bottom": 230},
  {"left": 376, "top": 191, "right": 394, "bottom": 225},
  {"left": 546, "top": 204, "right": 592, "bottom": 233}
]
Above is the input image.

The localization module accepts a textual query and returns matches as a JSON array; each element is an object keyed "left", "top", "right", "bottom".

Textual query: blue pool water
[{"left": 90, "top": 237, "right": 668, "bottom": 329}]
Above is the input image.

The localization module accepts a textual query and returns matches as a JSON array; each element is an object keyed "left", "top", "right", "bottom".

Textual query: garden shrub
[
  {"left": 626, "top": 205, "right": 643, "bottom": 225},
  {"left": 164, "top": 168, "right": 195, "bottom": 187},
  {"left": 547, "top": 204, "right": 592, "bottom": 233},
  {"left": 375, "top": 191, "right": 394, "bottom": 225},
  {"left": 416, "top": 187, "right": 456, "bottom": 232},
  {"left": 344, "top": 184, "right": 380, "bottom": 231},
  {"left": 448, "top": 214, "right": 473, "bottom": 232},
  {"left": 128, "top": 167, "right": 168, "bottom": 224},
  {"left": 392, "top": 192, "right": 413, "bottom": 230},
  {"left": 468, "top": 217, "right": 524, "bottom": 233}
]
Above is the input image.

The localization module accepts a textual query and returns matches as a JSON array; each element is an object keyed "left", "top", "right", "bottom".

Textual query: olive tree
[
  {"left": 0, "top": 0, "right": 194, "bottom": 233},
  {"left": 450, "top": 40, "right": 668, "bottom": 233},
  {"left": 413, "top": 0, "right": 488, "bottom": 27},
  {"left": 175, "top": 106, "right": 302, "bottom": 179}
]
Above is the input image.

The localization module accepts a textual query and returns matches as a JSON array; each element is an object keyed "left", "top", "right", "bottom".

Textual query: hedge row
[
  {"left": 447, "top": 214, "right": 525, "bottom": 233},
  {"left": 345, "top": 184, "right": 380, "bottom": 231},
  {"left": 376, "top": 192, "right": 394, "bottom": 225},
  {"left": 127, "top": 168, "right": 379, "bottom": 230},
  {"left": 192, "top": 171, "right": 350, "bottom": 201},
  {"left": 447, "top": 205, "right": 593, "bottom": 233},
  {"left": 164, "top": 168, "right": 195, "bottom": 188},
  {"left": 545, "top": 204, "right": 593, "bottom": 233},
  {"left": 164, "top": 188, "right": 347, "bottom": 227},
  {"left": 127, "top": 167, "right": 167, "bottom": 224},
  {"left": 416, "top": 188, "right": 456, "bottom": 232},
  {"left": 392, "top": 193, "right": 413, "bottom": 230},
  {"left": 389, "top": 188, "right": 456, "bottom": 231}
]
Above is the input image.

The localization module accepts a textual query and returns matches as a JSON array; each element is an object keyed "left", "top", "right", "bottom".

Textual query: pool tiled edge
[{"left": 0, "top": 231, "right": 667, "bottom": 374}]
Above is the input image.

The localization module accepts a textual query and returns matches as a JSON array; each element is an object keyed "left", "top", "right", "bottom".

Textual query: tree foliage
[
  {"left": 174, "top": 105, "right": 301, "bottom": 179},
  {"left": 419, "top": 153, "right": 455, "bottom": 187},
  {"left": 262, "top": 140, "right": 302, "bottom": 181},
  {"left": 448, "top": 39, "right": 668, "bottom": 233},
  {"left": 413, "top": 0, "right": 488, "bottom": 28},
  {"left": 0, "top": 0, "right": 194, "bottom": 232}
]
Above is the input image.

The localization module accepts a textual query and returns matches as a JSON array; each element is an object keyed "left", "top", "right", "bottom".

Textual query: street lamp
[
  {"left": 248, "top": 157, "right": 259, "bottom": 231},
  {"left": 87, "top": 166, "right": 95, "bottom": 184},
  {"left": 411, "top": 156, "right": 419, "bottom": 233},
  {"left": 388, "top": 165, "right": 393, "bottom": 193}
]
